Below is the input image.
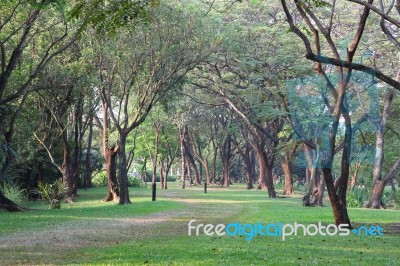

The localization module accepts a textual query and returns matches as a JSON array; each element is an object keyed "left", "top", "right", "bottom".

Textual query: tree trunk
[
  {"left": 179, "top": 127, "right": 186, "bottom": 189},
  {"left": 159, "top": 160, "right": 165, "bottom": 189},
  {"left": 321, "top": 121, "right": 352, "bottom": 226},
  {"left": 367, "top": 156, "right": 400, "bottom": 208},
  {"left": 303, "top": 144, "right": 318, "bottom": 206},
  {"left": 101, "top": 99, "right": 119, "bottom": 201},
  {"left": 141, "top": 157, "right": 147, "bottom": 188},
  {"left": 368, "top": 90, "right": 394, "bottom": 208},
  {"left": 104, "top": 146, "right": 119, "bottom": 202},
  {"left": 163, "top": 160, "right": 168, "bottom": 189},
  {"left": 211, "top": 143, "right": 218, "bottom": 184},
  {"left": 322, "top": 167, "right": 351, "bottom": 226},
  {"left": 119, "top": 132, "right": 131, "bottom": 205},
  {"left": 152, "top": 124, "right": 159, "bottom": 188},
  {"left": 243, "top": 144, "right": 254, "bottom": 189},
  {"left": 350, "top": 162, "right": 361, "bottom": 190},
  {"left": 265, "top": 156, "right": 277, "bottom": 198},
  {"left": 335, "top": 123, "right": 352, "bottom": 221},
  {"left": 221, "top": 155, "right": 230, "bottom": 187},
  {"left": 303, "top": 166, "right": 318, "bottom": 206},
  {"left": 85, "top": 117, "right": 94, "bottom": 189},
  {"left": 368, "top": 181, "right": 386, "bottom": 209},
  {"left": 187, "top": 151, "right": 200, "bottom": 185},
  {"left": 312, "top": 170, "right": 325, "bottom": 206},
  {"left": 255, "top": 146, "right": 267, "bottom": 190},
  {"left": 62, "top": 144, "right": 73, "bottom": 202},
  {"left": 163, "top": 159, "right": 174, "bottom": 190},
  {"left": 282, "top": 153, "right": 294, "bottom": 195},
  {"left": 187, "top": 160, "right": 193, "bottom": 186},
  {"left": 188, "top": 134, "right": 211, "bottom": 184},
  {"left": 71, "top": 116, "right": 81, "bottom": 198},
  {"left": 0, "top": 189, "right": 23, "bottom": 212}
]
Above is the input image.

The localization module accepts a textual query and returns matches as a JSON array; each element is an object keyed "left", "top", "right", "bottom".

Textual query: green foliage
[
  {"left": 68, "top": 0, "right": 158, "bottom": 34},
  {"left": 37, "top": 179, "right": 68, "bottom": 209},
  {"left": 347, "top": 186, "right": 368, "bottom": 208},
  {"left": 301, "top": 0, "right": 330, "bottom": 8},
  {"left": 0, "top": 143, "right": 17, "bottom": 168},
  {"left": 393, "top": 190, "right": 400, "bottom": 209},
  {"left": 27, "top": 0, "right": 66, "bottom": 14},
  {"left": 0, "top": 182, "right": 25, "bottom": 203},
  {"left": 382, "top": 189, "right": 399, "bottom": 207},
  {"left": 92, "top": 171, "right": 107, "bottom": 187},
  {"left": 0, "top": 143, "right": 17, "bottom": 183},
  {"left": 127, "top": 176, "right": 144, "bottom": 188},
  {"left": 144, "top": 170, "right": 176, "bottom": 183}
]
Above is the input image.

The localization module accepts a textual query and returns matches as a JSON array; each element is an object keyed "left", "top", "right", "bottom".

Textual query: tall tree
[
  {"left": 92, "top": 2, "right": 217, "bottom": 204},
  {"left": 281, "top": 0, "right": 386, "bottom": 225}
]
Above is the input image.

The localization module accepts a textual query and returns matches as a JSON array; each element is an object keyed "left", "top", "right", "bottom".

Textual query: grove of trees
[{"left": 1, "top": 0, "right": 399, "bottom": 227}]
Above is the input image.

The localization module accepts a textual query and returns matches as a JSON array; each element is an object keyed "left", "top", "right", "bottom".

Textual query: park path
[{"left": 0, "top": 188, "right": 245, "bottom": 265}]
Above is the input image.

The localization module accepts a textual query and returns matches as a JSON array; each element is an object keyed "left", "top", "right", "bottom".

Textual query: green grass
[{"left": 0, "top": 183, "right": 399, "bottom": 265}]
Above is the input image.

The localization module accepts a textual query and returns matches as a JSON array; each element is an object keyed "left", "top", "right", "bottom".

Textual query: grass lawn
[{"left": 0, "top": 183, "right": 399, "bottom": 265}]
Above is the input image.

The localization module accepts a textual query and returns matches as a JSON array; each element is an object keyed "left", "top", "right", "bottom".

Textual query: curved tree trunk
[
  {"left": 0, "top": 189, "right": 23, "bottom": 212},
  {"left": 303, "top": 166, "right": 317, "bottom": 206},
  {"left": 321, "top": 122, "right": 352, "bottom": 226},
  {"left": 368, "top": 90, "right": 394, "bottom": 208},
  {"left": 367, "top": 181, "right": 386, "bottom": 209},
  {"left": 303, "top": 144, "right": 318, "bottom": 206},
  {"left": 101, "top": 99, "right": 119, "bottom": 201},
  {"left": 312, "top": 172, "right": 325, "bottom": 206},
  {"left": 323, "top": 167, "right": 351, "bottom": 226},
  {"left": 367, "top": 156, "right": 400, "bottom": 209}
]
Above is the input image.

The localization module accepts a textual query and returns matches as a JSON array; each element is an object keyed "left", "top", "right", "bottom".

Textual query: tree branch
[{"left": 306, "top": 53, "right": 400, "bottom": 89}]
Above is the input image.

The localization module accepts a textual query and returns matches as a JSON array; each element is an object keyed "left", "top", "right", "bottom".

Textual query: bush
[
  {"left": 347, "top": 186, "right": 368, "bottom": 208},
  {"left": 394, "top": 190, "right": 400, "bottom": 209},
  {"left": 127, "top": 176, "right": 143, "bottom": 187},
  {"left": 92, "top": 170, "right": 107, "bottom": 187},
  {"left": 37, "top": 179, "right": 68, "bottom": 209},
  {"left": 167, "top": 175, "right": 177, "bottom": 182},
  {"left": 128, "top": 175, "right": 143, "bottom": 187},
  {"left": 382, "top": 189, "right": 399, "bottom": 207},
  {"left": 1, "top": 182, "right": 25, "bottom": 203},
  {"left": 144, "top": 171, "right": 177, "bottom": 183}
]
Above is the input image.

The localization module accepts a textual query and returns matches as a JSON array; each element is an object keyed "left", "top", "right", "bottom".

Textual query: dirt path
[{"left": 0, "top": 192, "right": 245, "bottom": 264}]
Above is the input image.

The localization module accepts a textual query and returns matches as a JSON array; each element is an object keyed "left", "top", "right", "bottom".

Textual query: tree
[
  {"left": 91, "top": 2, "right": 217, "bottom": 204},
  {"left": 0, "top": 0, "right": 78, "bottom": 210},
  {"left": 280, "top": 0, "right": 388, "bottom": 225}
]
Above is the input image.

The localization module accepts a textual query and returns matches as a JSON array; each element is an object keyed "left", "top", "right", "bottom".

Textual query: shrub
[
  {"left": 393, "top": 190, "right": 400, "bottom": 209},
  {"left": 37, "top": 179, "right": 68, "bottom": 209},
  {"left": 128, "top": 176, "right": 143, "bottom": 187},
  {"left": 92, "top": 170, "right": 107, "bottom": 187},
  {"left": 382, "top": 189, "right": 399, "bottom": 207},
  {"left": 167, "top": 175, "right": 177, "bottom": 182},
  {"left": 1, "top": 182, "right": 25, "bottom": 203},
  {"left": 347, "top": 186, "right": 368, "bottom": 208},
  {"left": 143, "top": 171, "right": 177, "bottom": 183}
]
